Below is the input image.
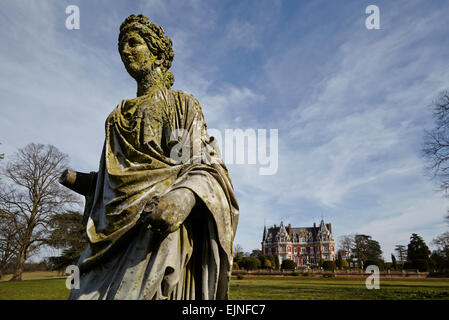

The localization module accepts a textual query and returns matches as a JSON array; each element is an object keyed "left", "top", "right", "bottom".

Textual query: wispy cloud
[{"left": 1, "top": 1, "right": 448, "bottom": 260}]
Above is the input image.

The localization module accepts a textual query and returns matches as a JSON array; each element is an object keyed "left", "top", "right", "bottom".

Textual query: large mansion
[{"left": 261, "top": 219, "right": 335, "bottom": 268}]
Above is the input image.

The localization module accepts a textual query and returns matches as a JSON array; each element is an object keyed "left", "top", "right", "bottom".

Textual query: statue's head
[{"left": 118, "top": 14, "right": 174, "bottom": 88}]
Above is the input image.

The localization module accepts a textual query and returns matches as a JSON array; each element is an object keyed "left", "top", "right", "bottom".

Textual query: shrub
[
  {"left": 403, "top": 261, "right": 414, "bottom": 270},
  {"left": 262, "top": 259, "right": 272, "bottom": 269},
  {"left": 240, "top": 257, "right": 261, "bottom": 270},
  {"left": 281, "top": 259, "right": 296, "bottom": 270},
  {"left": 321, "top": 260, "right": 337, "bottom": 271},
  {"left": 404, "top": 260, "right": 429, "bottom": 272},
  {"left": 413, "top": 259, "right": 430, "bottom": 272},
  {"left": 364, "top": 259, "right": 384, "bottom": 271}
]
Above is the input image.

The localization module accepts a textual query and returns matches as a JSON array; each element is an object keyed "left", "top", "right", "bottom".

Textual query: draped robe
[{"left": 69, "top": 88, "right": 239, "bottom": 300}]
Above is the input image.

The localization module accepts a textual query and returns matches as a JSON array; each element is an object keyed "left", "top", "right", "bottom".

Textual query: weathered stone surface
[{"left": 60, "top": 14, "right": 239, "bottom": 300}]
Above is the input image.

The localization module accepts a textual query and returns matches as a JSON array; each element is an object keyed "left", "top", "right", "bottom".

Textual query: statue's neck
[{"left": 136, "top": 69, "right": 166, "bottom": 97}]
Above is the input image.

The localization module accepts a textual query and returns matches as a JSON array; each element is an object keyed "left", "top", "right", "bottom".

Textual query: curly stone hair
[{"left": 118, "top": 14, "right": 175, "bottom": 88}]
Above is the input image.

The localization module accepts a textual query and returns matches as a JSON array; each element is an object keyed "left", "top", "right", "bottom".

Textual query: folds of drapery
[{"left": 70, "top": 89, "right": 239, "bottom": 300}]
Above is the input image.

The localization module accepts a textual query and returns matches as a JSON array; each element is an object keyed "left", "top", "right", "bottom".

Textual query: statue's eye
[{"left": 129, "top": 38, "right": 141, "bottom": 47}]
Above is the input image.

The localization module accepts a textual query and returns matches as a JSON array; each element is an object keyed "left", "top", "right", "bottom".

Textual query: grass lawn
[
  {"left": 0, "top": 278, "right": 69, "bottom": 300},
  {"left": 0, "top": 271, "right": 66, "bottom": 282},
  {"left": 1, "top": 272, "right": 449, "bottom": 300},
  {"left": 0, "top": 271, "right": 69, "bottom": 300},
  {"left": 229, "top": 276, "right": 449, "bottom": 300}
]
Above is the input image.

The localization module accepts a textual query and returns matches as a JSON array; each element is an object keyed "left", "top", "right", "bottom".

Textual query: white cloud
[
  {"left": 1, "top": 1, "right": 449, "bottom": 258},
  {"left": 228, "top": 2, "right": 449, "bottom": 252},
  {"left": 356, "top": 195, "right": 448, "bottom": 259}
]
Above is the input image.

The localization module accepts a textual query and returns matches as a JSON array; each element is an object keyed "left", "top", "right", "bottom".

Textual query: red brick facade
[{"left": 261, "top": 219, "right": 335, "bottom": 267}]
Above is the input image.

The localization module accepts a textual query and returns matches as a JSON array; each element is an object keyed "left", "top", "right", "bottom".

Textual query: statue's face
[{"left": 119, "top": 30, "right": 156, "bottom": 80}]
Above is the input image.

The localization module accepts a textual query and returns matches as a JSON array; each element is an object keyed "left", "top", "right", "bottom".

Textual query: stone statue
[{"left": 59, "top": 14, "right": 239, "bottom": 300}]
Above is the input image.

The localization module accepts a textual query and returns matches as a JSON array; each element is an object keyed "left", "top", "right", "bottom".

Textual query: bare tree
[
  {"left": 0, "top": 143, "right": 81, "bottom": 281},
  {"left": 234, "top": 243, "right": 244, "bottom": 258},
  {"left": 432, "top": 232, "right": 449, "bottom": 248},
  {"left": 422, "top": 90, "right": 449, "bottom": 222},
  {"left": 337, "top": 234, "right": 354, "bottom": 258},
  {"left": 432, "top": 232, "right": 449, "bottom": 256},
  {"left": 0, "top": 209, "right": 18, "bottom": 279}
]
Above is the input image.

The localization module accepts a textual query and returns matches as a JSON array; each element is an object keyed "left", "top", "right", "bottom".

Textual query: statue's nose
[{"left": 121, "top": 46, "right": 131, "bottom": 55}]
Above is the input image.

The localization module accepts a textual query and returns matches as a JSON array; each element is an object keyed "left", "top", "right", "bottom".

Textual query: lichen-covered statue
[{"left": 59, "top": 14, "right": 239, "bottom": 300}]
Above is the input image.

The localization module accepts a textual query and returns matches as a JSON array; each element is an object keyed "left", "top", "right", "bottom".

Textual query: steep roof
[{"left": 263, "top": 219, "right": 333, "bottom": 243}]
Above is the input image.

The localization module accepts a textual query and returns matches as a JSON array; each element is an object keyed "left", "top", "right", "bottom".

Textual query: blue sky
[{"left": 1, "top": 0, "right": 449, "bottom": 260}]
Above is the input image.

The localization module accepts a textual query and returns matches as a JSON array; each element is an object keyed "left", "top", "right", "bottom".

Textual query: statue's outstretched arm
[{"left": 59, "top": 169, "right": 97, "bottom": 197}]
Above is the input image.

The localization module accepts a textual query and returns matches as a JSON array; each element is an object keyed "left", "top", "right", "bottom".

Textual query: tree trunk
[
  {"left": 0, "top": 259, "right": 5, "bottom": 280},
  {"left": 10, "top": 249, "right": 26, "bottom": 281}
]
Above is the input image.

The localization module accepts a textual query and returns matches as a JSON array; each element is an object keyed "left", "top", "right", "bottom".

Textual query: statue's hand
[
  {"left": 59, "top": 168, "right": 77, "bottom": 186},
  {"left": 59, "top": 169, "right": 97, "bottom": 197},
  {"left": 143, "top": 188, "right": 196, "bottom": 234}
]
